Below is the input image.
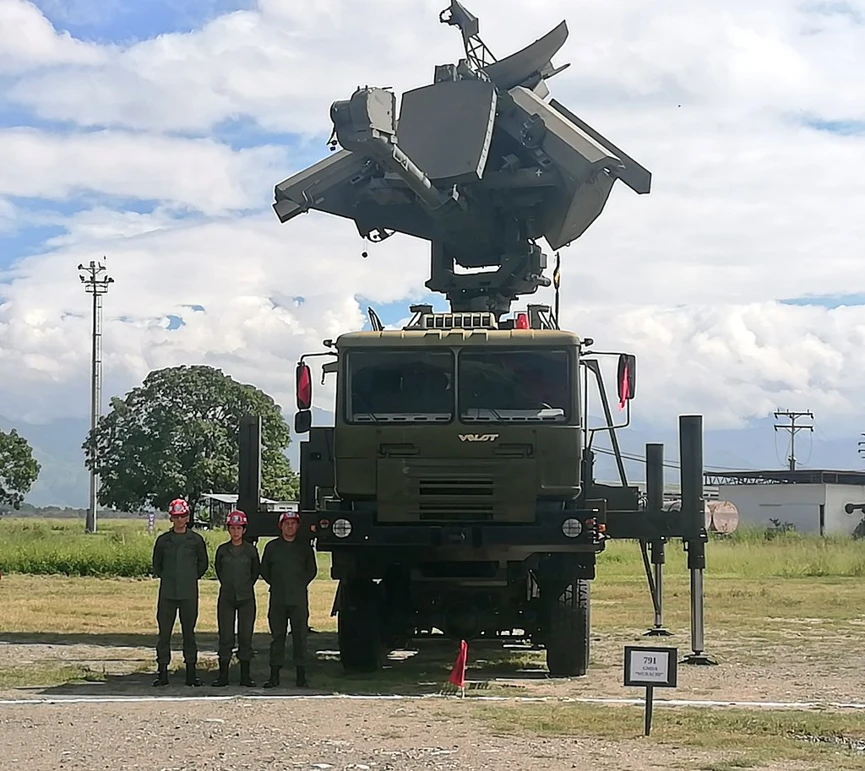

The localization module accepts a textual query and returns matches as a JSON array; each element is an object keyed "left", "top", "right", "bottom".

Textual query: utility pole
[
  {"left": 773, "top": 409, "right": 813, "bottom": 472},
  {"left": 78, "top": 259, "right": 114, "bottom": 533}
]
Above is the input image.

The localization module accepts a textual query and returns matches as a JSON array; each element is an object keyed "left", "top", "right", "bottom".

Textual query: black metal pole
[
  {"left": 644, "top": 685, "right": 654, "bottom": 736},
  {"left": 644, "top": 443, "right": 671, "bottom": 637},
  {"left": 679, "top": 415, "right": 717, "bottom": 665},
  {"left": 238, "top": 415, "right": 262, "bottom": 540}
]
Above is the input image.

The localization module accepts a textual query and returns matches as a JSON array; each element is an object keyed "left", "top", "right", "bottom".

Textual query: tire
[
  {"left": 337, "top": 578, "right": 384, "bottom": 673},
  {"left": 542, "top": 578, "right": 590, "bottom": 677}
]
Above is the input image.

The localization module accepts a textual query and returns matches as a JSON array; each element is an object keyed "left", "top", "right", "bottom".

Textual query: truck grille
[
  {"left": 377, "top": 459, "right": 534, "bottom": 523},
  {"left": 417, "top": 477, "right": 494, "bottom": 521},
  {"left": 418, "top": 478, "right": 493, "bottom": 497}
]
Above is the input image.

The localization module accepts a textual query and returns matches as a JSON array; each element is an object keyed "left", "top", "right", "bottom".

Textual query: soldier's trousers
[
  {"left": 156, "top": 597, "right": 199, "bottom": 666},
  {"left": 267, "top": 600, "right": 309, "bottom": 668},
  {"left": 217, "top": 594, "right": 256, "bottom": 663}
]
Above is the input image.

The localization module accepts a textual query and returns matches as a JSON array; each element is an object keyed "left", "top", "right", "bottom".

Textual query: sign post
[{"left": 623, "top": 645, "right": 677, "bottom": 736}]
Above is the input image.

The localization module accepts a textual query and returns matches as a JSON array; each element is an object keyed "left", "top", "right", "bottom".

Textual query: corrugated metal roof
[{"left": 705, "top": 469, "right": 865, "bottom": 486}]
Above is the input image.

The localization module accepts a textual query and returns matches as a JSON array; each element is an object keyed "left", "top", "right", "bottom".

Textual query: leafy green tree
[
  {"left": 0, "top": 429, "right": 41, "bottom": 509},
  {"left": 83, "top": 365, "right": 298, "bottom": 512}
]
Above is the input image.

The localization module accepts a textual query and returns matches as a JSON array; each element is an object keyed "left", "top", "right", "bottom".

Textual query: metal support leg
[
  {"left": 645, "top": 539, "right": 671, "bottom": 636},
  {"left": 643, "top": 443, "right": 671, "bottom": 636},
  {"left": 678, "top": 415, "right": 717, "bottom": 665}
]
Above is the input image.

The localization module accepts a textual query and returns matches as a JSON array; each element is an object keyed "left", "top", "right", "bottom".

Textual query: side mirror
[
  {"left": 617, "top": 353, "right": 636, "bottom": 404},
  {"left": 294, "top": 410, "right": 312, "bottom": 434},
  {"left": 296, "top": 360, "right": 312, "bottom": 410}
]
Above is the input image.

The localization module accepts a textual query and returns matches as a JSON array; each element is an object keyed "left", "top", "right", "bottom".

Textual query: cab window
[
  {"left": 458, "top": 349, "right": 570, "bottom": 422},
  {"left": 347, "top": 350, "right": 454, "bottom": 423}
]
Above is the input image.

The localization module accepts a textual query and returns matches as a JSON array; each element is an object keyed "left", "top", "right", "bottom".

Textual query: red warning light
[
  {"left": 296, "top": 361, "right": 312, "bottom": 410},
  {"left": 515, "top": 312, "right": 530, "bottom": 329}
]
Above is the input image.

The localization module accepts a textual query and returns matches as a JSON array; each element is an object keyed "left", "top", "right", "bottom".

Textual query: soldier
[
  {"left": 260, "top": 510, "right": 317, "bottom": 688},
  {"left": 212, "top": 509, "right": 260, "bottom": 687},
  {"left": 151, "top": 498, "right": 209, "bottom": 687}
]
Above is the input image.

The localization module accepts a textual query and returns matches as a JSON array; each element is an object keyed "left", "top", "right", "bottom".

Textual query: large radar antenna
[
  {"left": 273, "top": 1, "right": 652, "bottom": 319},
  {"left": 439, "top": 0, "right": 498, "bottom": 71}
]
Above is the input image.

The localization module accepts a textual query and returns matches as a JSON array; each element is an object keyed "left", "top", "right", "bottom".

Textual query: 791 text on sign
[{"left": 623, "top": 645, "right": 678, "bottom": 688}]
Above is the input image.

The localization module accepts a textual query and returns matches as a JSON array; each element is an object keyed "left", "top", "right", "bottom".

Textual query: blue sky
[
  {"left": 31, "top": 0, "right": 256, "bottom": 42},
  {"left": 2, "top": 0, "right": 865, "bottom": 506}
]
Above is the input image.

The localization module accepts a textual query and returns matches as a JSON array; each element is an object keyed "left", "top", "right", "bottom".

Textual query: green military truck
[
  {"left": 291, "top": 304, "right": 644, "bottom": 676},
  {"left": 239, "top": 0, "right": 712, "bottom": 678}
]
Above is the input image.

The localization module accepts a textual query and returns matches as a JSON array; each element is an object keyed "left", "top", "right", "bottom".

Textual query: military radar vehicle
[{"left": 238, "top": 1, "right": 713, "bottom": 677}]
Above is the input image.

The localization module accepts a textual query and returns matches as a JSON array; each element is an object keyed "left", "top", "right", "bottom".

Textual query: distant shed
[{"left": 704, "top": 469, "right": 865, "bottom": 537}]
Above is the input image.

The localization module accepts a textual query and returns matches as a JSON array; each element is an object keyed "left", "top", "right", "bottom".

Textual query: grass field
[
  {"left": 2, "top": 517, "right": 865, "bottom": 769},
  {"left": 2, "top": 515, "right": 865, "bottom": 579}
]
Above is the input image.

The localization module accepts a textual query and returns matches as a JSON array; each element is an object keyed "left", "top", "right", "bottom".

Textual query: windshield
[
  {"left": 458, "top": 349, "right": 571, "bottom": 422},
  {"left": 347, "top": 350, "right": 454, "bottom": 422}
]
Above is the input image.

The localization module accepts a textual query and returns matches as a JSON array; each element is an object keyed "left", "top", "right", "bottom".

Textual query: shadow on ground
[{"left": 1, "top": 631, "right": 562, "bottom": 698}]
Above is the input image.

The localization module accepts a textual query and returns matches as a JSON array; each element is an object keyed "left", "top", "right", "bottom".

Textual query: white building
[{"left": 706, "top": 469, "right": 865, "bottom": 537}]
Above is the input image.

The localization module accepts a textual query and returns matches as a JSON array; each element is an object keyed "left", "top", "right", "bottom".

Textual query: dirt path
[
  {"left": 0, "top": 698, "right": 819, "bottom": 771},
  {"left": 2, "top": 628, "right": 864, "bottom": 708}
]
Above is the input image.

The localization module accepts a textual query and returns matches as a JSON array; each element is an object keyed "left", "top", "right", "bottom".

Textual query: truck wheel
[
  {"left": 543, "top": 578, "right": 590, "bottom": 678},
  {"left": 337, "top": 578, "right": 384, "bottom": 673}
]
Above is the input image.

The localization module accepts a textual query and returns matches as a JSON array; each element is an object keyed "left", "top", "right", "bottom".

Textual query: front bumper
[{"left": 314, "top": 510, "right": 604, "bottom": 552}]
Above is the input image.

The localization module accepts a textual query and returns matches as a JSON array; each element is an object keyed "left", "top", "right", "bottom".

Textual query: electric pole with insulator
[
  {"left": 773, "top": 409, "right": 813, "bottom": 472},
  {"left": 78, "top": 259, "right": 113, "bottom": 533}
]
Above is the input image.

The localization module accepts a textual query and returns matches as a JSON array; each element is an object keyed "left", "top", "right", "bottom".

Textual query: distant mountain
[
  {"left": 2, "top": 411, "right": 860, "bottom": 508},
  {"left": 0, "top": 415, "right": 92, "bottom": 507}
]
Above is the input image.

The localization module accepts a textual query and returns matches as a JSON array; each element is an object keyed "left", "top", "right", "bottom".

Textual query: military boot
[
  {"left": 295, "top": 666, "right": 308, "bottom": 688},
  {"left": 153, "top": 664, "right": 169, "bottom": 687},
  {"left": 185, "top": 662, "right": 202, "bottom": 687},
  {"left": 263, "top": 666, "right": 280, "bottom": 688},
  {"left": 211, "top": 660, "right": 230, "bottom": 687},
  {"left": 239, "top": 661, "right": 255, "bottom": 688}
]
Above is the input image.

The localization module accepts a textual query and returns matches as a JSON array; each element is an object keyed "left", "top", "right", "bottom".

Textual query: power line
[
  {"left": 773, "top": 409, "right": 813, "bottom": 472},
  {"left": 591, "top": 446, "right": 750, "bottom": 472},
  {"left": 78, "top": 259, "right": 114, "bottom": 534}
]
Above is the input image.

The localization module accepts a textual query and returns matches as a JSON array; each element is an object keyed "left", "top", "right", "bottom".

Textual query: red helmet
[
  {"left": 168, "top": 499, "right": 190, "bottom": 517},
  {"left": 226, "top": 510, "right": 248, "bottom": 527},
  {"left": 278, "top": 511, "right": 300, "bottom": 526}
]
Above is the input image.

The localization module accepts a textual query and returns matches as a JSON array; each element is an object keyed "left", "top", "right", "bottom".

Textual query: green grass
[
  {"left": 1, "top": 517, "right": 863, "bottom": 580},
  {"left": 0, "top": 517, "right": 291, "bottom": 578},
  {"left": 0, "top": 662, "right": 109, "bottom": 689}
]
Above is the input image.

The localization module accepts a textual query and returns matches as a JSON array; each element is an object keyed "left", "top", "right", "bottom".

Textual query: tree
[
  {"left": 0, "top": 429, "right": 41, "bottom": 509},
  {"left": 83, "top": 365, "right": 298, "bottom": 513}
]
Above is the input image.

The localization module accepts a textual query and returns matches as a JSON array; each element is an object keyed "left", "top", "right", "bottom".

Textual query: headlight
[
  {"left": 562, "top": 518, "right": 582, "bottom": 538},
  {"left": 332, "top": 518, "right": 353, "bottom": 538}
]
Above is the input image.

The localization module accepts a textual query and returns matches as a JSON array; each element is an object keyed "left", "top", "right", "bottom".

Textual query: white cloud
[
  {"left": 1, "top": 0, "right": 865, "bottom": 457},
  {"left": 6, "top": 0, "right": 865, "bottom": 132},
  {"left": 556, "top": 300, "right": 865, "bottom": 435},
  {"left": 0, "top": 0, "right": 108, "bottom": 73},
  {"left": 0, "top": 128, "right": 289, "bottom": 214},
  {"left": 0, "top": 209, "right": 430, "bottom": 421}
]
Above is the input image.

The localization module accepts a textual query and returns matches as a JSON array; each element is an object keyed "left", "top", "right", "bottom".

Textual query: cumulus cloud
[
  {"left": 0, "top": 0, "right": 108, "bottom": 73},
  {"left": 0, "top": 128, "right": 289, "bottom": 214},
  {"left": 555, "top": 299, "right": 865, "bottom": 435},
  {"left": 6, "top": 0, "right": 865, "bottom": 132},
  {"left": 0, "top": 209, "right": 430, "bottom": 421},
  {"left": 1, "top": 0, "right": 865, "bottom": 462}
]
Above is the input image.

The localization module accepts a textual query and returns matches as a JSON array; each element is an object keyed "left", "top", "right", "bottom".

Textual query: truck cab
[{"left": 293, "top": 304, "right": 636, "bottom": 676}]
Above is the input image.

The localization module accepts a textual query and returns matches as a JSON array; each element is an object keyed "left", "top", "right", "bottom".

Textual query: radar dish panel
[{"left": 398, "top": 79, "right": 498, "bottom": 186}]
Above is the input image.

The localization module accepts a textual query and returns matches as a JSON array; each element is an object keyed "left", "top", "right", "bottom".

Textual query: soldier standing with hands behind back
[
  {"left": 151, "top": 498, "right": 209, "bottom": 687},
  {"left": 260, "top": 510, "right": 317, "bottom": 688}
]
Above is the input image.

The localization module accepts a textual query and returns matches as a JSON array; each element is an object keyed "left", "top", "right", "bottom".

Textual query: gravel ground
[
  {"left": 2, "top": 636, "right": 865, "bottom": 706},
  {"left": 0, "top": 698, "right": 814, "bottom": 771}
]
